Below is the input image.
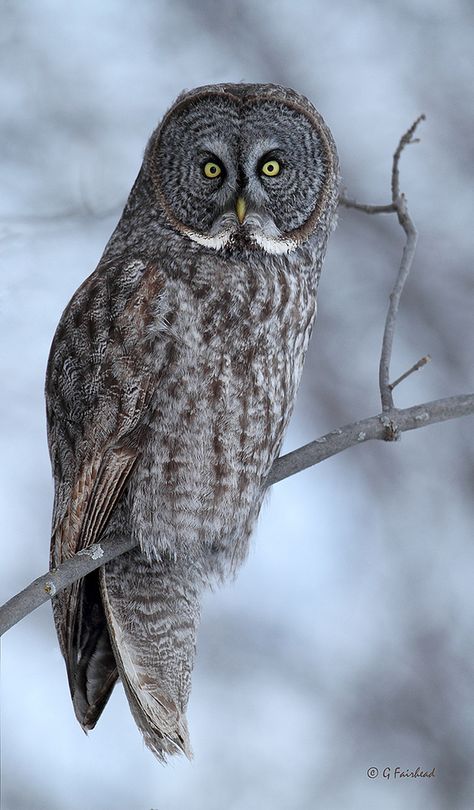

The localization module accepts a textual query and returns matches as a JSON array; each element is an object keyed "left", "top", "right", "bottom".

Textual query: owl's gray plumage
[{"left": 45, "top": 82, "right": 339, "bottom": 759}]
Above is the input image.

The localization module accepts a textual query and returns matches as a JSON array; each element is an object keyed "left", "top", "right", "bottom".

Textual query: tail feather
[
  {"left": 100, "top": 547, "right": 200, "bottom": 760},
  {"left": 52, "top": 570, "right": 119, "bottom": 731}
]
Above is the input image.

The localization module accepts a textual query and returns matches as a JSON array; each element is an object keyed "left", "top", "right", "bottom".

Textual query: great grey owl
[{"left": 45, "top": 83, "right": 339, "bottom": 760}]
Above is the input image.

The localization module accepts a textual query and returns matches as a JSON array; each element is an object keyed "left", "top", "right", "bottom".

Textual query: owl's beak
[{"left": 235, "top": 196, "right": 247, "bottom": 224}]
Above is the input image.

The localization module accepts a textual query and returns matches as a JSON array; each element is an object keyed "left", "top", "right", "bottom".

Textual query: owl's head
[{"left": 145, "top": 83, "right": 339, "bottom": 255}]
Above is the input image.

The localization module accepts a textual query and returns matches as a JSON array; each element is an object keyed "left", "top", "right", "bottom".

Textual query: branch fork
[{"left": 341, "top": 114, "right": 427, "bottom": 423}]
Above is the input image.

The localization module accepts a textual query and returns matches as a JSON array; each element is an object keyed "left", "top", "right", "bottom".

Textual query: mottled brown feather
[{"left": 47, "top": 259, "right": 164, "bottom": 726}]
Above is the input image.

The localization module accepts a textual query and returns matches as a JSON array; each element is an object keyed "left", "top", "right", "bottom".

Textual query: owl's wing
[
  {"left": 51, "top": 442, "right": 140, "bottom": 727},
  {"left": 46, "top": 258, "right": 164, "bottom": 728}
]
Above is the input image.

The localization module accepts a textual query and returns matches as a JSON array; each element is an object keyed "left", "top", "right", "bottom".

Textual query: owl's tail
[{"left": 99, "top": 546, "right": 200, "bottom": 760}]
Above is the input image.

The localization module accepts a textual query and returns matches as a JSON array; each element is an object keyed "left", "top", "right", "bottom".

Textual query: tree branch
[
  {"left": 267, "top": 394, "right": 474, "bottom": 485},
  {"left": 389, "top": 355, "right": 431, "bottom": 391},
  {"left": 1, "top": 114, "right": 471, "bottom": 639},
  {"left": 0, "top": 537, "right": 136, "bottom": 637},
  {"left": 341, "top": 114, "right": 426, "bottom": 413},
  {"left": 338, "top": 198, "right": 396, "bottom": 215},
  {"left": 1, "top": 394, "right": 473, "bottom": 637}
]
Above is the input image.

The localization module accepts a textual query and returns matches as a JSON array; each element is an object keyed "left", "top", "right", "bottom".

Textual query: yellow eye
[
  {"left": 203, "top": 161, "right": 222, "bottom": 179},
  {"left": 261, "top": 159, "right": 281, "bottom": 177}
]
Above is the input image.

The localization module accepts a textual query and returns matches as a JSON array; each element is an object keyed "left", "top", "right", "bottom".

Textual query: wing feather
[
  {"left": 76, "top": 445, "right": 138, "bottom": 553},
  {"left": 46, "top": 258, "right": 165, "bottom": 727}
]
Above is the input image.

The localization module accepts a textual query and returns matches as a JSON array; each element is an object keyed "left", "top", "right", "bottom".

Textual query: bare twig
[
  {"left": 380, "top": 115, "right": 425, "bottom": 412},
  {"left": 391, "top": 115, "right": 426, "bottom": 202},
  {"left": 267, "top": 394, "right": 473, "bottom": 485},
  {"left": 341, "top": 115, "right": 426, "bottom": 415},
  {"left": 338, "top": 197, "right": 396, "bottom": 215},
  {"left": 389, "top": 355, "right": 431, "bottom": 391},
  {"left": 1, "top": 394, "right": 473, "bottom": 637},
  {"left": 0, "top": 538, "right": 135, "bottom": 636},
  {"left": 378, "top": 199, "right": 416, "bottom": 411}
]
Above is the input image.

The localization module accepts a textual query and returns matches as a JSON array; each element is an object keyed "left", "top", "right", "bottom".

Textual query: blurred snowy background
[{"left": 1, "top": 1, "right": 473, "bottom": 809}]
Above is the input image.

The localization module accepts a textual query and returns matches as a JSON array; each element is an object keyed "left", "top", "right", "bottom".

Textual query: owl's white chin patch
[
  {"left": 184, "top": 211, "right": 298, "bottom": 255},
  {"left": 245, "top": 211, "right": 298, "bottom": 255},
  {"left": 184, "top": 228, "right": 233, "bottom": 251},
  {"left": 248, "top": 232, "right": 297, "bottom": 255}
]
